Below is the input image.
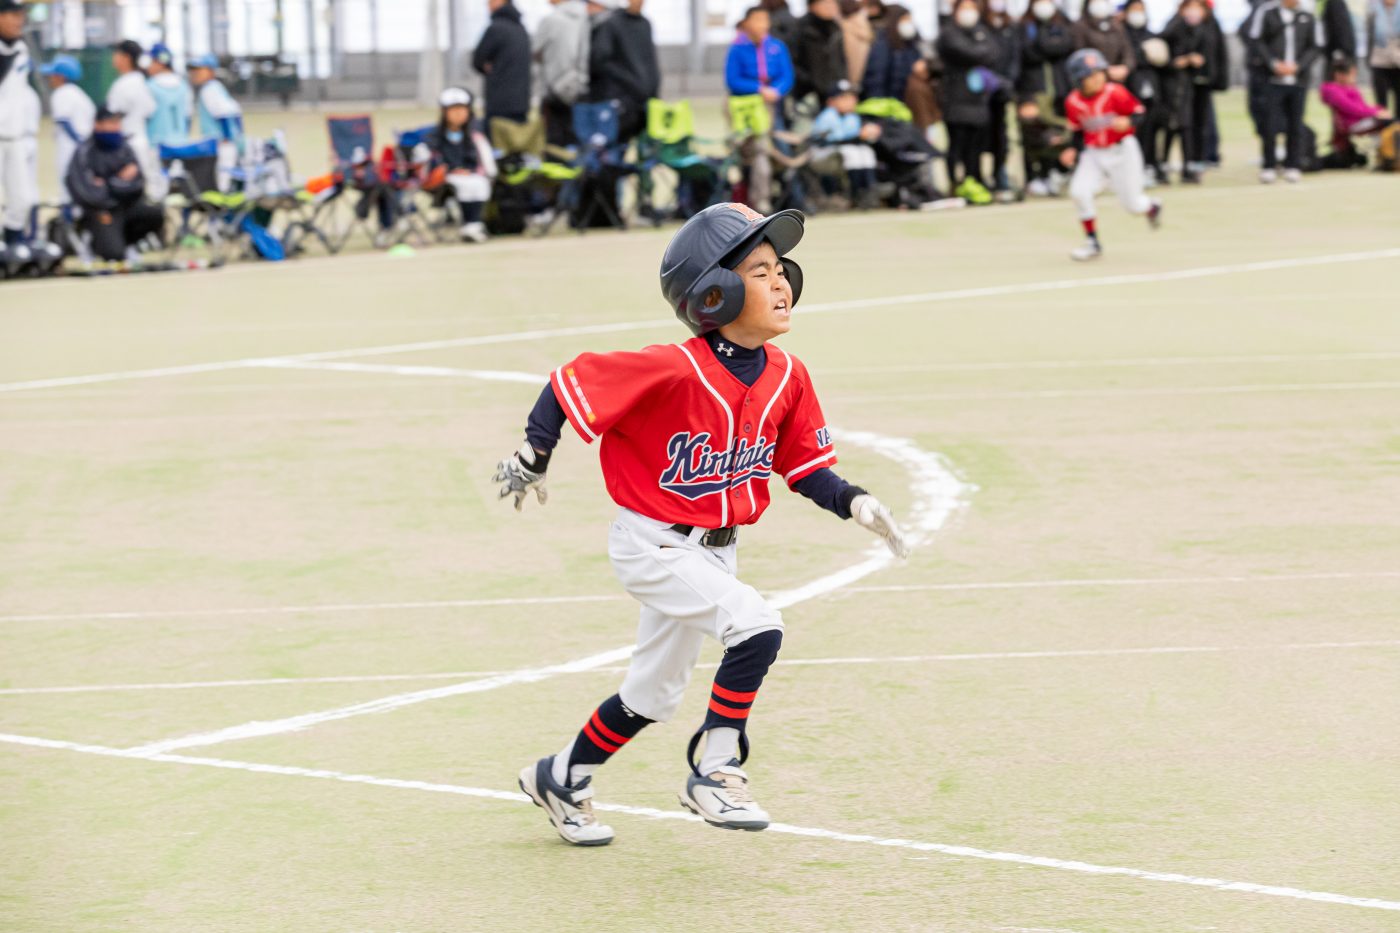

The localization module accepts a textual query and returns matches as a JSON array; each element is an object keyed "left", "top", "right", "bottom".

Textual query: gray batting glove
[
  {"left": 851, "top": 494, "right": 910, "bottom": 559},
  {"left": 493, "top": 440, "right": 548, "bottom": 511}
]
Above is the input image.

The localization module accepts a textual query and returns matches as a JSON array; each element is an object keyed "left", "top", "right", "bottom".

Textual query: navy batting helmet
[
  {"left": 1066, "top": 48, "right": 1109, "bottom": 87},
  {"left": 660, "top": 203, "right": 805, "bottom": 337}
]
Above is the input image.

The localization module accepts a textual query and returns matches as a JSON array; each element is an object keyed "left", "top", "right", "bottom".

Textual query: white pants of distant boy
[
  {"left": 0, "top": 135, "right": 38, "bottom": 233},
  {"left": 813, "top": 143, "right": 877, "bottom": 172},
  {"left": 1070, "top": 135, "right": 1152, "bottom": 220},
  {"left": 608, "top": 508, "right": 783, "bottom": 723}
]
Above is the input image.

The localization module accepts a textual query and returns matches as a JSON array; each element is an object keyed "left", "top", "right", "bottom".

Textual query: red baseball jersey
[
  {"left": 550, "top": 336, "right": 836, "bottom": 528},
  {"left": 1065, "top": 82, "right": 1143, "bottom": 148}
]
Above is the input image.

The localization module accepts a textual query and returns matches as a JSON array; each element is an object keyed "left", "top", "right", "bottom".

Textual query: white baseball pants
[
  {"left": 1070, "top": 135, "right": 1152, "bottom": 221},
  {"left": 0, "top": 136, "right": 38, "bottom": 233},
  {"left": 608, "top": 508, "right": 783, "bottom": 723}
]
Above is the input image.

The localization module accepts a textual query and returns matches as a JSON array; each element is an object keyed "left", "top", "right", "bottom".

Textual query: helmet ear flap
[
  {"left": 683, "top": 267, "right": 746, "bottom": 335},
  {"left": 781, "top": 257, "right": 804, "bottom": 307}
]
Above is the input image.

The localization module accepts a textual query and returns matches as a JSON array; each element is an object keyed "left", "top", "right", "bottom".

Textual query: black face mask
[{"left": 94, "top": 131, "right": 125, "bottom": 151}]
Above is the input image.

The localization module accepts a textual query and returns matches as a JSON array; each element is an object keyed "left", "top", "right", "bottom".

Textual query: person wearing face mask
[
  {"left": 1016, "top": 0, "right": 1077, "bottom": 109},
  {"left": 937, "top": 0, "right": 1001, "bottom": 203},
  {"left": 65, "top": 107, "right": 166, "bottom": 263},
  {"left": 863, "top": 5, "right": 927, "bottom": 101},
  {"left": 983, "top": 0, "right": 1022, "bottom": 198},
  {"left": 1246, "top": 0, "right": 1324, "bottom": 182},
  {"left": 1122, "top": 0, "right": 1170, "bottom": 184},
  {"left": 1161, "top": 0, "right": 1225, "bottom": 182},
  {"left": 1073, "top": 0, "right": 1137, "bottom": 84}
]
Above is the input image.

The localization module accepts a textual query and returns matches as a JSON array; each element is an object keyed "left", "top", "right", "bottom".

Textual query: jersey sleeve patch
[{"left": 551, "top": 345, "right": 681, "bottom": 444}]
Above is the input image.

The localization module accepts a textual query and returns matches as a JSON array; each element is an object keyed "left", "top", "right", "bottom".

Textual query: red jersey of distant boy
[
  {"left": 550, "top": 336, "right": 837, "bottom": 528},
  {"left": 1065, "top": 82, "right": 1144, "bottom": 148}
]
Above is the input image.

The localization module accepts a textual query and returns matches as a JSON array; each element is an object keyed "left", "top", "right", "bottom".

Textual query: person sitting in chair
[
  {"left": 65, "top": 107, "right": 165, "bottom": 262},
  {"left": 422, "top": 87, "right": 498, "bottom": 243},
  {"left": 810, "top": 79, "right": 881, "bottom": 208}
]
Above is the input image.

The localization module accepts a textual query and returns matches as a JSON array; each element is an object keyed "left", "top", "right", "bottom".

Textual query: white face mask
[
  {"left": 1088, "top": 0, "right": 1111, "bottom": 17},
  {"left": 989, "top": 0, "right": 1008, "bottom": 11},
  {"left": 898, "top": 19, "right": 918, "bottom": 39},
  {"left": 1032, "top": 1, "right": 1057, "bottom": 20},
  {"left": 1126, "top": 8, "right": 1147, "bottom": 26},
  {"left": 956, "top": 8, "right": 980, "bottom": 27}
]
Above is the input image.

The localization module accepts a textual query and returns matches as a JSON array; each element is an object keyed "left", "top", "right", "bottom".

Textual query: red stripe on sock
[
  {"left": 588, "top": 710, "right": 629, "bottom": 746},
  {"left": 708, "top": 697, "right": 752, "bottom": 719},
  {"left": 710, "top": 683, "right": 758, "bottom": 704},
  {"left": 582, "top": 720, "right": 621, "bottom": 753}
]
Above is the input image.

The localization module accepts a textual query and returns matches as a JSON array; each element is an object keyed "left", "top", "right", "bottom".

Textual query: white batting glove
[
  {"left": 851, "top": 494, "right": 910, "bottom": 559},
  {"left": 493, "top": 440, "right": 548, "bottom": 511}
]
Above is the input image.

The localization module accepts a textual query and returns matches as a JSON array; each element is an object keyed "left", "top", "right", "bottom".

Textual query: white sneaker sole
[
  {"left": 677, "top": 788, "right": 770, "bottom": 832},
  {"left": 518, "top": 764, "right": 613, "bottom": 847}
]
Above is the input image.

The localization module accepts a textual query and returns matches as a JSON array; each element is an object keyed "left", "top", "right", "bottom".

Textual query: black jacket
[
  {"left": 65, "top": 138, "right": 146, "bottom": 211},
  {"left": 1320, "top": 0, "right": 1355, "bottom": 60},
  {"left": 792, "top": 13, "right": 848, "bottom": 101},
  {"left": 1124, "top": 24, "right": 1166, "bottom": 106},
  {"left": 1246, "top": 3, "right": 1324, "bottom": 86},
  {"left": 589, "top": 11, "right": 660, "bottom": 106},
  {"left": 937, "top": 22, "right": 1001, "bottom": 126},
  {"left": 1016, "top": 16, "right": 1077, "bottom": 105},
  {"left": 425, "top": 124, "right": 484, "bottom": 172},
  {"left": 1162, "top": 15, "right": 1228, "bottom": 92},
  {"left": 986, "top": 19, "right": 1021, "bottom": 90},
  {"left": 472, "top": 4, "right": 532, "bottom": 119}
]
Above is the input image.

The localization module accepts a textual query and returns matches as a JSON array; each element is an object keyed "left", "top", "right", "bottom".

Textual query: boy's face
[
  {"left": 1339, "top": 67, "right": 1356, "bottom": 84},
  {"left": 743, "top": 11, "right": 770, "bottom": 42},
  {"left": 721, "top": 242, "right": 793, "bottom": 345},
  {"left": 831, "top": 91, "right": 857, "bottom": 114},
  {"left": 0, "top": 11, "right": 23, "bottom": 41},
  {"left": 47, "top": 73, "right": 65, "bottom": 90},
  {"left": 1081, "top": 71, "right": 1107, "bottom": 96}
]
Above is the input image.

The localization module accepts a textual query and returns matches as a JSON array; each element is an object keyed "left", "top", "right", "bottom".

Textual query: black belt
[{"left": 671, "top": 524, "right": 738, "bottom": 548}]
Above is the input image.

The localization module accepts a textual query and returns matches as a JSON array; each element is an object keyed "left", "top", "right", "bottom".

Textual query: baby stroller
[{"left": 856, "top": 98, "right": 955, "bottom": 209}]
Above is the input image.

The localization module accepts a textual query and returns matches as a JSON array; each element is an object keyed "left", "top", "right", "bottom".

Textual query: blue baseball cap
[
  {"left": 188, "top": 53, "right": 219, "bottom": 70},
  {"left": 40, "top": 55, "right": 83, "bottom": 83},
  {"left": 150, "top": 43, "right": 174, "bottom": 66}
]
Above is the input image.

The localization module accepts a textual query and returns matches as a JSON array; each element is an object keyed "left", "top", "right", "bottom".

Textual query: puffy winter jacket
[{"left": 937, "top": 22, "right": 1001, "bottom": 126}]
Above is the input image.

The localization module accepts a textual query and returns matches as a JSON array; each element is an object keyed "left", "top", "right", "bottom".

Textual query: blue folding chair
[{"left": 568, "top": 100, "right": 639, "bottom": 231}]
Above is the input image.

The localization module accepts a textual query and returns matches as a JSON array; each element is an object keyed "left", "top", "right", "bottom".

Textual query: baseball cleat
[
  {"left": 679, "top": 759, "right": 770, "bottom": 831},
  {"left": 518, "top": 756, "right": 615, "bottom": 846},
  {"left": 1147, "top": 200, "right": 1163, "bottom": 229},
  {"left": 1070, "top": 237, "right": 1103, "bottom": 262},
  {"left": 1259, "top": 168, "right": 1278, "bottom": 185}
]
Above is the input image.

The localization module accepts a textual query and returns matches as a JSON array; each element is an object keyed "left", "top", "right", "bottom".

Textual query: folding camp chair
[
  {"left": 322, "top": 114, "right": 421, "bottom": 250},
  {"left": 488, "top": 115, "right": 581, "bottom": 236},
  {"left": 161, "top": 137, "right": 237, "bottom": 265},
  {"left": 568, "top": 100, "right": 641, "bottom": 231},
  {"left": 637, "top": 99, "right": 722, "bottom": 222}
]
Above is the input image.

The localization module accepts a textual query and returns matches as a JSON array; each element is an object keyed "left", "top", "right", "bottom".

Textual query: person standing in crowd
[
  {"left": 145, "top": 43, "right": 192, "bottom": 152},
  {"left": 1162, "top": 0, "right": 1224, "bottom": 183},
  {"left": 472, "top": 0, "right": 532, "bottom": 125},
  {"left": 39, "top": 55, "right": 95, "bottom": 208},
  {"left": 1368, "top": 0, "right": 1400, "bottom": 113},
  {"left": 862, "top": 5, "right": 927, "bottom": 101},
  {"left": 1247, "top": 0, "right": 1323, "bottom": 182},
  {"left": 1016, "top": 0, "right": 1076, "bottom": 111},
  {"left": 984, "top": 0, "right": 1021, "bottom": 198},
  {"left": 839, "top": 0, "right": 875, "bottom": 86},
  {"left": 534, "top": 0, "right": 591, "bottom": 146},
  {"left": 1122, "top": 0, "right": 1170, "bottom": 183},
  {"left": 1072, "top": 0, "right": 1136, "bottom": 83},
  {"left": 589, "top": 0, "right": 660, "bottom": 145},
  {"left": 0, "top": 0, "right": 40, "bottom": 253},
  {"left": 1321, "top": 0, "right": 1357, "bottom": 63},
  {"left": 937, "top": 0, "right": 999, "bottom": 204},
  {"left": 792, "top": 0, "right": 847, "bottom": 111},
  {"left": 423, "top": 88, "right": 497, "bottom": 243},
  {"left": 761, "top": 0, "right": 800, "bottom": 50},
  {"left": 107, "top": 40, "right": 159, "bottom": 198},
  {"left": 65, "top": 107, "right": 165, "bottom": 262},
  {"left": 189, "top": 55, "right": 245, "bottom": 189},
  {"left": 725, "top": 7, "right": 795, "bottom": 212}
]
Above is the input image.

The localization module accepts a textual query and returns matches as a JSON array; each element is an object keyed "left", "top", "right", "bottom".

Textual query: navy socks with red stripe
[
  {"left": 555, "top": 694, "right": 653, "bottom": 787},
  {"left": 692, "top": 629, "right": 783, "bottom": 775},
  {"left": 1082, "top": 218, "right": 1098, "bottom": 241}
]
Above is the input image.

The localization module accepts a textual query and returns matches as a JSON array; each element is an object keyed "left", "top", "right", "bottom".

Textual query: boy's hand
[
  {"left": 1059, "top": 147, "right": 1078, "bottom": 168},
  {"left": 493, "top": 441, "right": 548, "bottom": 511},
  {"left": 851, "top": 494, "right": 910, "bottom": 559}
]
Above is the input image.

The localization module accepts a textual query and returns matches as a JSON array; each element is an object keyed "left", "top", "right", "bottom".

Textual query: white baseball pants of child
[
  {"left": 0, "top": 135, "right": 38, "bottom": 233},
  {"left": 1070, "top": 135, "right": 1152, "bottom": 220},
  {"left": 608, "top": 508, "right": 783, "bottom": 723}
]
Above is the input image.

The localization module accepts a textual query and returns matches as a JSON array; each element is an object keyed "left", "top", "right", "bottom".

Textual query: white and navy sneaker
[
  {"left": 518, "top": 756, "right": 614, "bottom": 846},
  {"left": 1070, "top": 237, "right": 1103, "bottom": 262},
  {"left": 679, "top": 759, "right": 770, "bottom": 831}
]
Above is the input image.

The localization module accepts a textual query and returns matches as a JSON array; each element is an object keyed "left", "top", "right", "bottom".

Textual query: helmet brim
[{"left": 720, "top": 209, "right": 805, "bottom": 270}]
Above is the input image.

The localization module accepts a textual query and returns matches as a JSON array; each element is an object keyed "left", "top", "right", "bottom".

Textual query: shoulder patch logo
[{"left": 815, "top": 426, "right": 831, "bottom": 448}]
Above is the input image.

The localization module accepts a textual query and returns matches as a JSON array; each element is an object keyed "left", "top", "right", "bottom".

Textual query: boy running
[
  {"left": 1060, "top": 47, "right": 1163, "bottom": 261},
  {"left": 494, "top": 204, "right": 909, "bottom": 846}
]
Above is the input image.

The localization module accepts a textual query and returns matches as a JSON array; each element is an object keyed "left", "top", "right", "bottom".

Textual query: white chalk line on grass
[
  {"left": 6, "top": 639, "right": 1399, "bottom": 696},
  {"left": 819, "top": 350, "right": 1400, "bottom": 376},
  {"left": 9, "top": 569, "right": 1398, "bottom": 626},
  {"left": 5, "top": 246, "right": 1399, "bottom": 395},
  {"left": 2, "top": 732, "right": 1397, "bottom": 914},
  {"left": 115, "top": 425, "right": 973, "bottom": 756},
  {"left": 841, "top": 381, "right": 1400, "bottom": 404}
]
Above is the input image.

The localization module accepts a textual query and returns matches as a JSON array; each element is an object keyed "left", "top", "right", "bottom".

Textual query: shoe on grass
[
  {"left": 679, "top": 759, "right": 770, "bottom": 831},
  {"left": 518, "top": 756, "right": 614, "bottom": 847}
]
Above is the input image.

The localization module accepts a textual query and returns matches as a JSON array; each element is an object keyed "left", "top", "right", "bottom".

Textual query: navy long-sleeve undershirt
[{"left": 524, "top": 334, "right": 864, "bottom": 520}]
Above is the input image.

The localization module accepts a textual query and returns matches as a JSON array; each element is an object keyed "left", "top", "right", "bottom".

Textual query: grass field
[{"left": 3, "top": 139, "right": 1400, "bottom": 931}]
